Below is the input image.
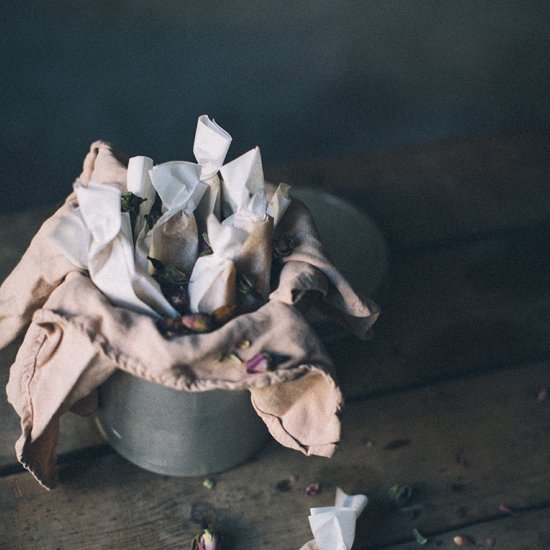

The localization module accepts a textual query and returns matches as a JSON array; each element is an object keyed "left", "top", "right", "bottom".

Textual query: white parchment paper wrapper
[
  {"left": 301, "top": 487, "right": 369, "bottom": 550},
  {"left": 51, "top": 179, "right": 176, "bottom": 318},
  {"left": 193, "top": 114, "right": 232, "bottom": 223}
]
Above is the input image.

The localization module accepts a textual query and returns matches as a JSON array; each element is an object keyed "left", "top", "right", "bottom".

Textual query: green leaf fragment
[
  {"left": 389, "top": 484, "right": 414, "bottom": 506},
  {"left": 147, "top": 256, "right": 188, "bottom": 285},
  {"left": 202, "top": 478, "right": 216, "bottom": 490},
  {"left": 412, "top": 528, "right": 428, "bottom": 545},
  {"left": 120, "top": 192, "right": 146, "bottom": 214}
]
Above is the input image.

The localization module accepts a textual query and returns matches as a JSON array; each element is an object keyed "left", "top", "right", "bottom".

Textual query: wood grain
[
  {"left": 1, "top": 133, "right": 550, "bottom": 548},
  {"left": 0, "top": 131, "right": 548, "bottom": 281},
  {"left": 265, "top": 131, "right": 550, "bottom": 247},
  {"left": 1, "top": 362, "right": 548, "bottom": 549},
  {"left": 384, "top": 507, "right": 550, "bottom": 550},
  {"left": 331, "top": 222, "right": 550, "bottom": 398},
  {"left": 2, "top": 219, "right": 550, "bottom": 467}
]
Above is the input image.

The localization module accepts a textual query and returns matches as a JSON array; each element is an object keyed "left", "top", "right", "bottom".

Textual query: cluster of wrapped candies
[{"left": 50, "top": 115, "right": 292, "bottom": 339}]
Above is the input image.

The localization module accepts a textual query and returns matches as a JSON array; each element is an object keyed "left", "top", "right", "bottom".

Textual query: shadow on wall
[{"left": 2, "top": 0, "right": 550, "bottom": 211}]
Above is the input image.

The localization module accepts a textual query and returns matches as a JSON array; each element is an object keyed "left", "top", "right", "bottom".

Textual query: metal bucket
[
  {"left": 95, "top": 189, "right": 387, "bottom": 477},
  {"left": 96, "top": 371, "right": 269, "bottom": 476}
]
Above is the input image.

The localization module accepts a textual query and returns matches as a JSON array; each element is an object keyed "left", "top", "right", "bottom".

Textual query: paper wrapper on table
[
  {"left": 300, "top": 487, "right": 369, "bottom": 550},
  {"left": 0, "top": 139, "right": 379, "bottom": 489}
]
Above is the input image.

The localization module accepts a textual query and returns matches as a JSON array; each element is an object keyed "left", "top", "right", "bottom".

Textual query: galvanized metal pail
[
  {"left": 96, "top": 189, "right": 387, "bottom": 477},
  {"left": 96, "top": 372, "right": 269, "bottom": 476}
]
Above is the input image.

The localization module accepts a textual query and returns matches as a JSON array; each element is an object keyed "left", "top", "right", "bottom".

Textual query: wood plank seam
[{"left": 342, "top": 353, "right": 550, "bottom": 404}]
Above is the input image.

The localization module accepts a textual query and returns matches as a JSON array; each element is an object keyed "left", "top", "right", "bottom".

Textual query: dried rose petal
[
  {"left": 453, "top": 535, "right": 474, "bottom": 546},
  {"left": 498, "top": 504, "right": 513, "bottom": 514},
  {"left": 157, "top": 317, "right": 184, "bottom": 337},
  {"left": 538, "top": 387, "right": 548, "bottom": 402},
  {"left": 237, "top": 273, "right": 254, "bottom": 294},
  {"left": 361, "top": 436, "right": 375, "bottom": 447},
  {"left": 304, "top": 482, "right": 321, "bottom": 496},
  {"left": 199, "top": 232, "right": 213, "bottom": 256},
  {"left": 216, "top": 350, "right": 242, "bottom": 364},
  {"left": 236, "top": 273, "right": 266, "bottom": 312},
  {"left": 181, "top": 314, "right": 214, "bottom": 333},
  {"left": 227, "top": 352, "right": 243, "bottom": 365},
  {"left": 145, "top": 210, "right": 160, "bottom": 230},
  {"left": 486, "top": 537, "right": 496, "bottom": 547},
  {"left": 192, "top": 528, "right": 221, "bottom": 550},
  {"left": 245, "top": 352, "right": 272, "bottom": 374}
]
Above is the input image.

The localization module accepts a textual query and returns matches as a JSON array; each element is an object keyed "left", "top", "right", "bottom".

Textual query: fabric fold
[
  {"left": 73, "top": 180, "right": 176, "bottom": 318},
  {"left": 271, "top": 199, "right": 379, "bottom": 339},
  {"left": 0, "top": 141, "right": 129, "bottom": 349},
  {"left": 6, "top": 271, "right": 342, "bottom": 487}
]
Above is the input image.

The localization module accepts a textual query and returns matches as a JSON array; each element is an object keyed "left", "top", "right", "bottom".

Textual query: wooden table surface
[{"left": 1, "top": 130, "right": 550, "bottom": 549}]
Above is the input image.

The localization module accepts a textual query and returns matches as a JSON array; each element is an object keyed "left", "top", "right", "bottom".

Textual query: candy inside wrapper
[
  {"left": 0, "top": 115, "right": 379, "bottom": 489},
  {"left": 189, "top": 147, "right": 284, "bottom": 313}
]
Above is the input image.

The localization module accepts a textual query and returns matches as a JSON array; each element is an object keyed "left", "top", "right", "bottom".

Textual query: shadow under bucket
[{"left": 96, "top": 371, "right": 269, "bottom": 476}]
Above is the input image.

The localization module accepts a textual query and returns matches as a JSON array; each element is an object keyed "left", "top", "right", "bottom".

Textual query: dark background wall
[{"left": 2, "top": 1, "right": 549, "bottom": 212}]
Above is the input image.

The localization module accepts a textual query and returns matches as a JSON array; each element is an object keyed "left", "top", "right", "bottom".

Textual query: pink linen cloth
[{"left": 1, "top": 141, "right": 379, "bottom": 489}]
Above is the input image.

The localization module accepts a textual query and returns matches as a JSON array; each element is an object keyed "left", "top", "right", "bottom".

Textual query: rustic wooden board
[
  {"left": 1, "top": 131, "right": 549, "bottom": 282},
  {"left": 1, "top": 134, "right": 549, "bottom": 548},
  {"left": 1, "top": 362, "right": 548, "bottom": 549},
  {"left": 384, "top": 506, "right": 550, "bottom": 549},
  {"left": 2, "top": 225, "right": 550, "bottom": 467},
  {"left": 331, "top": 223, "right": 550, "bottom": 398},
  {"left": 265, "top": 131, "right": 550, "bottom": 247}
]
